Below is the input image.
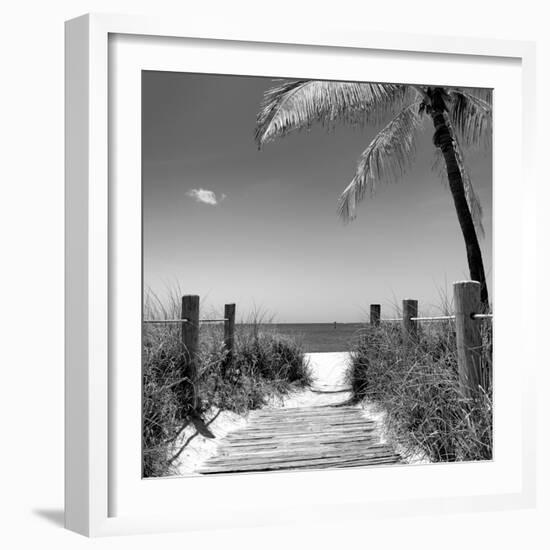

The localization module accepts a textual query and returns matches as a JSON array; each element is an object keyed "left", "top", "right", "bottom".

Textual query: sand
[
  {"left": 170, "top": 407, "right": 249, "bottom": 475},
  {"left": 267, "top": 351, "right": 354, "bottom": 408},
  {"left": 172, "top": 351, "right": 414, "bottom": 475}
]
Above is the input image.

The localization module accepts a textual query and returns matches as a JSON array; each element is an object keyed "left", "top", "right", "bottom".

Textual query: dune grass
[
  {"left": 346, "top": 319, "right": 492, "bottom": 462},
  {"left": 142, "top": 296, "right": 313, "bottom": 477}
]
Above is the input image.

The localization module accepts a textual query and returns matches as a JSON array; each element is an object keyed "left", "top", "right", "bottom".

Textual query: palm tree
[{"left": 254, "top": 81, "right": 491, "bottom": 307}]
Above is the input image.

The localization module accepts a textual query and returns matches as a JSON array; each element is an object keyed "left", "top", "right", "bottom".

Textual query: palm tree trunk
[{"left": 430, "top": 108, "right": 489, "bottom": 308}]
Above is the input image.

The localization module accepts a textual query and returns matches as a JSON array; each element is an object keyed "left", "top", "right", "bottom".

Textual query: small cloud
[{"left": 186, "top": 188, "right": 224, "bottom": 206}]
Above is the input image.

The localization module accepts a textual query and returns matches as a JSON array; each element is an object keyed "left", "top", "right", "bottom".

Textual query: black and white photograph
[
  {"left": 142, "top": 72, "right": 493, "bottom": 478},
  {"left": 4, "top": 0, "right": 547, "bottom": 545}
]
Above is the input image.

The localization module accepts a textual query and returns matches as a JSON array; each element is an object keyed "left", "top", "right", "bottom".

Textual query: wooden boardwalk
[{"left": 197, "top": 403, "right": 402, "bottom": 474}]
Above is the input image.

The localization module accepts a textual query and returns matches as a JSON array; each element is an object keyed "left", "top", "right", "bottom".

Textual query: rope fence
[
  {"left": 370, "top": 280, "right": 492, "bottom": 399},
  {"left": 142, "top": 281, "right": 491, "bottom": 412},
  {"left": 411, "top": 314, "right": 455, "bottom": 322},
  {"left": 143, "top": 296, "right": 236, "bottom": 417},
  {"left": 472, "top": 313, "right": 493, "bottom": 320},
  {"left": 381, "top": 313, "right": 493, "bottom": 322},
  {"left": 143, "top": 318, "right": 229, "bottom": 324}
]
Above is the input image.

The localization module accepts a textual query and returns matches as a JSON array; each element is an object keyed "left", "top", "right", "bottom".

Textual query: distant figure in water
[{"left": 333, "top": 322, "right": 337, "bottom": 329}]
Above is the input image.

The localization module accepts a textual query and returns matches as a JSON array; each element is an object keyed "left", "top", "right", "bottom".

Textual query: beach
[{"left": 172, "top": 352, "right": 397, "bottom": 475}]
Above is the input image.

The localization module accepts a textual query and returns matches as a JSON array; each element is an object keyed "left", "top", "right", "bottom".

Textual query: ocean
[
  {"left": 147, "top": 321, "right": 368, "bottom": 353},
  {"left": 238, "top": 323, "right": 367, "bottom": 353}
]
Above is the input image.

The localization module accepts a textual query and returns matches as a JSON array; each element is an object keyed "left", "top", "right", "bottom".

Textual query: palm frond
[
  {"left": 448, "top": 87, "right": 493, "bottom": 104},
  {"left": 448, "top": 89, "right": 492, "bottom": 148},
  {"left": 338, "top": 101, "right": 423, "bottom": 222},
  {"left": 255, "top": 80, "right": 412, "bottom": 148}
]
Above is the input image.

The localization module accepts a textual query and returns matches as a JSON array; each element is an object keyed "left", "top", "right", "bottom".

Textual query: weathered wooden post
[
  {"left": 370, "top": 304, "right": 381, "bottom": 326},
  {"left": 402, "top": 299, "right": 418, "bottom": 339},
  {"left": 224, "top": 303, "right": 236, "bottom": 362},
  {"left": 454, "top": 281, "right": 482, "bottom": 398},
  {"left": 181, "top": 295, "right": 200, "bottom": 410}
]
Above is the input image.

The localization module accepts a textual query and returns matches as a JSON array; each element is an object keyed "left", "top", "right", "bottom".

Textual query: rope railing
[
  {"left": 143, "top": 317, "right": 229, "bottom": 324},
  {"left": 381, "top": 313, "right": 492, "bottom": 322},
  {"left": 144, "top": 296, "right": 237, "bottom": 420},
  {"left": 370, "top": 281, "right": 492, "bottom": 399},
  {"left": 143, "top": 319, "right": 188, "bottom": 324},
  {"left": 411, "top": 315, "right": 455, "bottom": 321}
]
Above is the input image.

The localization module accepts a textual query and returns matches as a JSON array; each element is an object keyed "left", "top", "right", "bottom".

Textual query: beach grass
[
  {"left": 142, "top": 296, "right": 313, "bottom": 477},
  {"left": 346, "top": 319, "right": 492, "bottom": 462}
]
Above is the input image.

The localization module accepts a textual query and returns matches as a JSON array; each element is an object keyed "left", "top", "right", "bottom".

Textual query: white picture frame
[{"left": 65, "top": 13, "right": 537, "bottom": 537}]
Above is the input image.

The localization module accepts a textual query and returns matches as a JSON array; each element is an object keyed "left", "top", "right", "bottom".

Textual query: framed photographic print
[{"left": 65, "top": 13, "right": 537, "bottom": 536}]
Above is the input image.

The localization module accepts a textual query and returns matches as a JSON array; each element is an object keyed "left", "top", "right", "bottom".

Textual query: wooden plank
[
  {"left": 311, "top": 388, "right": 352, "bottom": 392},
  {"left": 207, "top": 453, "right": 398, "bottom": 467},
  {"left": 212, "top": 441, "right": 393, "bottom": 455},
  {"left": 203, "top": 442, "right": 398, "bottom": 464},
  {"left": 226, "top": 431, "right": 378, "bottom": 441},
  {"left": 228, "top": 432, "right": 379, "bottom": 441},
  {"left": 217, "top": 438, "right": 389, "bottom": 450},
  {"left": 198, "top": 396, "right": 403, "bottom": 474},
  {"left": 228, "top": 432, "right": 377, "bottom": 441},
  {"left": 249, "top": 418, "right": 376, "bottom": 430},
  {"left": 199, "top": 454, "right": 402, "bottom": 473},
  {"left": 249, "top": 418, "right": 365, "bottom": 424},
  {"left": 248, "top": 417, "right": 364, "bottom": 424},
  {"left": 213, "top": 446, "right": 396, "bottom": 462},
  {"left": 217, "top": 444, "right": 382, "bottom": 456},
  {"left": 251, "top": 406, "right": 359, "bottom": 414},
  {"left": 249, "top": 412, "right": 369, "bottom": 420},
  {"left": 220, "top": 435, "right": 383, "bottom": 447},
  {"left": 202, "top": 452, "right": 403, "bottom": 468},
  {"left": 203, "top": 459, "right": 399, "bottom": 473},
  {"left": 247, "top": 416, "right": 370, "bottom": 424},
  {"left": 228, "top": 424, "right": 377, "bottom": 434},
  {"left": 239, "top": 422, "right": 377, "bottom": 432},
  {"left": 223, "top": 437, "right": 379, "bottom": 450},
  {"left": 252, "top": 405, "right": 359, "bottom": 412}
]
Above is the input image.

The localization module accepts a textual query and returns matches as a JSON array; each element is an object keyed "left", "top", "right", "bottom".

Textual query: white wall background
[{"left": 0, "top": 1, "right": 547, "bottom": 548}]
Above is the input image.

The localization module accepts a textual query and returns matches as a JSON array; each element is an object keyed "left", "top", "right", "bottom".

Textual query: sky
[{"left": 142, "top": 71, "right": 492, "bottom": 323}]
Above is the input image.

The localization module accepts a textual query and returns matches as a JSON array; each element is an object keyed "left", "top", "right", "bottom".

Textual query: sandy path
[
  {"left": 172, "top": 352, "right": 399, "bottom": 475},
  {"left": 197, "top": 353, "right": 404, "bottom": 474},
  {"left": 268, "top": 352, "right": 353, "bottom": 408}
]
